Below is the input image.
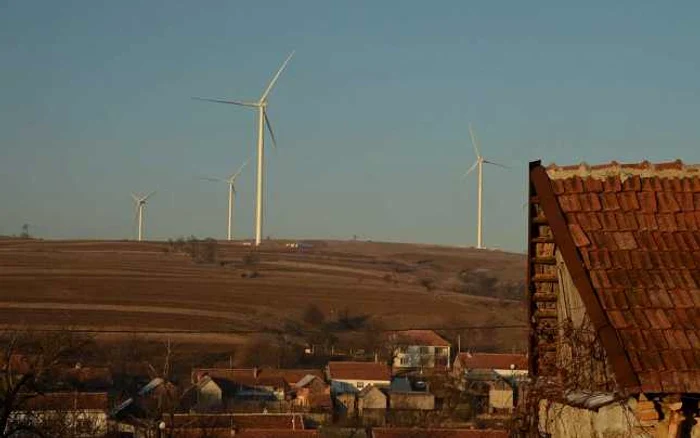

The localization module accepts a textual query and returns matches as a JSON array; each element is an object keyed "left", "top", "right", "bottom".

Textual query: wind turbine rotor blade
[
  {"left": 468, "top": 123, "right": 481, "bottom": 158},
  {"left": 231, "top": 158, "right": 251, "bottom": 181},
  {"left": 143, "top": 191, "right": 156, "bottom": 201},
  {"left": 483, "top": 159, "right": 509, "bottom": 169},
  {"left": 264, "top": 110, "right": 277, "bottom": 150},
  {"left": 461, "top": 161, "right": 479, "bottom": 179},
  {"left": 198, "top": 176, "right": 225, "bottom": 183},
  {"left": 131, "top": 193, "right": 139, "bottom": 202},
  {"left": 259, "top": 51, "right": 295, "bottom": 103},
  {"left": 192, "top": 97, "right": 258, "bottom": 108}
]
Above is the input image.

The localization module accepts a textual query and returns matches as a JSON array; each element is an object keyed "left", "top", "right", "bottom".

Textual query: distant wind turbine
[
  {"left": 131, "top": 192, "right": 155, "bottom": 242},
  {"left": 200, "top": 158, "right": 250, "bottom": 241},
  {"left": 462, "top": 124, "right": 508, "bottom": 249},
  {"left": 193, "top": 51, "right": 295, "bottom": 246}
]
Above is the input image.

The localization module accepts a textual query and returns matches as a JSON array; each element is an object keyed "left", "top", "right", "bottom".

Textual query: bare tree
[{"left": 1, "top": 329, "right": 94, "bottom": 437}]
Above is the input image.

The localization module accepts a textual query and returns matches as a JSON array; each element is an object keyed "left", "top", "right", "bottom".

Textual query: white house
[
  {"left": 326, "top": 361, "right": 391, "bottom": 394},
  {"left": 388, "top": 330, "right": 452, "bottom": 370}
]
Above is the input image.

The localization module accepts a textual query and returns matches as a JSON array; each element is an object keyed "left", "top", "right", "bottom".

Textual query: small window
[
  {"left": 357, "top": 382, "right": 364, "bottom": 389},
  {"left": 420, "top": 346, "right": 430, "bottom": 354}
]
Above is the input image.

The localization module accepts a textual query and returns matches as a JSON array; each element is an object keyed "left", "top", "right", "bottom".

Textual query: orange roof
[
  {"left": 327, "top": 361, "right": 391, "bottom": 381},
  {"left": 192, "top": 368, "right": 322, "bottom": 387},
  {"left": 372, "top": 428, "right": 509, "bottom": 438},
  {"left": 192, "top": 368, "right": 288, "bottom": 388},
  {"left": 18, "top": 392, "right": 109, "bottom": 411},
  {"left": 530, "top": 160, "right": 700, "bottom": 393},
  {"left": 389, "top": 330, "right": 451, "bottom": 347},
  {"left": 456, "top": 352, "right": 527, "bottom": 370}
]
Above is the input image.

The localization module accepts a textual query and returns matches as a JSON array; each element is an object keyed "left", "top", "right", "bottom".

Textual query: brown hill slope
[{"left": 0, "top": 239, "right": 526, "bottom": 351}]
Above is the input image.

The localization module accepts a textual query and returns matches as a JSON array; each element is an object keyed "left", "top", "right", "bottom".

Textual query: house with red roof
[
  {"left": 524, "top": 160, "right": 700, "bottom": 436},
  {"left": 387, "top": 330, "right": 452, "bottom": 370},
  {"left": 326, "top": 361, "right": 391, "bottom": 394}
]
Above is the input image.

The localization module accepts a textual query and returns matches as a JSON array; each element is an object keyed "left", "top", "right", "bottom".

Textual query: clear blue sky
[{"left": 2, "top": 1, "right": 700, "bottom": 252}]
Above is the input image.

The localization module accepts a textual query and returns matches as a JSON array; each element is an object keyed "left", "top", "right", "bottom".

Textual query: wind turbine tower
[
  {"left": 131, "top": 192, "right": 155, "bottom": 242},
  {"left": 462, "top": 124, "right": 508, "bottom": 249},
  {"left": 194, "top": 51, "right": 295, "bottom": 246},
  {"left": 200, "top": 159, "right": 249, "bottom": 241}
]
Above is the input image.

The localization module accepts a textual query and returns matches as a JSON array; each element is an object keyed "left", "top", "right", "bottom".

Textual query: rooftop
[
  {"left": 388, "top": 329, "right": 451, "bottom": 347},
  {"left": 17, "top": 392, "right": 109, "bottom": 411},
  {"left": 455, "top": 352, "right": 528, "bottom": 371},
  {"left": 327, "top": 361, "right": 392, "bottom": 382},
  {"left": 530, "top": 159, "right": 700, "bottom": 393}
]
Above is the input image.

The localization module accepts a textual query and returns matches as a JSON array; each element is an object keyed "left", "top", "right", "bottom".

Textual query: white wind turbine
[
  {"left": 131, "top": 192, "right": 155, "bottom": 242},
  {"left": 194, "top": 51, "right": 295, "bottom": 246},
  {"left": 462, "top": 124, "right": 508, "bottom": 250},
  {"left": 200, "top": 158, "right": 250, "bottom": 241}
]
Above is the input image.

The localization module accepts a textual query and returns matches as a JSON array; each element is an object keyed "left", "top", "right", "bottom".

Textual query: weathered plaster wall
[{"left": 539, "top": 398, "right": 642, "bottom": 438}]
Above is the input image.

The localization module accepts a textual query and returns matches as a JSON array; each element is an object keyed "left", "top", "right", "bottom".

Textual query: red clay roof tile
[
  {"left": 584, "top": 177, "right": 604, "bottom": 192},
  {"left": 568, "top": 224, "right": 590, "bottom": 247},
  {"left": 638, "top": 192, "right": 658, "bottom": 212},
  {"left": 538, "top": 160, "right": 700, "bottom": 393}
]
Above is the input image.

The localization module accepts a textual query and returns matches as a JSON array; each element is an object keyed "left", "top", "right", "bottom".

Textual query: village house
[
  {"left": 452, "top": 352, "right": 528, "bottom": 414},
  {"left": 523, "top": 160, "right": 700, "bottom": 437},
  {"left": 357, "top": 385, "right": 388, "bottom": 426},
  {"left": 388, "top": 330, "right": 452, "bottom": 371},
  {"left": 292, "top": 374, "right": 332, "bottom": 411},
  {"left": 452, "top": 352, "right": 528, "bottom": 380},
  {"left": 190, "top": 368, "right": 290, "bottom": 408},
  {"left": 8, "top": 392, "right": 110, "bottom": 437},
  {"left": 326, "top": 361, "right": 392, "bottom": 394}
]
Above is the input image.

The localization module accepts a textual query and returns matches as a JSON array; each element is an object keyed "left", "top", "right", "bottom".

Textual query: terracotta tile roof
[
  {"left": 371, "top": 428, "right": 509, "bottom": 438},
  {"left": 535, "top": 160, "right": 700, "bottom": 393},
  {"left": 327, "top": 361, "right": 392, "bottom": 382},
  {"left": 192, "top": 368, "right": 289, "bottom": 389},
  {"left": 17, "top": 392, "right": 109, "bottom": 411},
  {"left": 388, "top": 330, "right": 451, "bottom": 347},
  {"left": 456, "top": 352, "right": 528, "bottom": 371},
  {"left": 164, "top": 413, "right": 305, "bottom": 430},
  {"left": 264, "top": 368, "right": 324, "bottom": 386}
]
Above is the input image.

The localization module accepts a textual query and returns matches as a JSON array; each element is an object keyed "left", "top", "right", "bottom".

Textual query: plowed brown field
[{"left": 0, "top": 239, "right": 526, "bottom": 349}]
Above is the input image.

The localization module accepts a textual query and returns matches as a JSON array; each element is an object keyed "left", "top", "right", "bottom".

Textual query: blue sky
[{"left": 2, "top": 1, "right": 700, "bottom": 252}]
